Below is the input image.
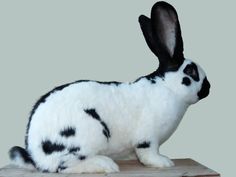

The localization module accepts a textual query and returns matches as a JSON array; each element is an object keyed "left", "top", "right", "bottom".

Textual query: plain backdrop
[{"left": 0, "top": 0, "right": 235, "bottom": 176}]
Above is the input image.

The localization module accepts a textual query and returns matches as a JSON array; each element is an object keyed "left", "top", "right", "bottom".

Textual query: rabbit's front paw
[{"left": 140, "top": 154, "right": 174, "bottom": 168}]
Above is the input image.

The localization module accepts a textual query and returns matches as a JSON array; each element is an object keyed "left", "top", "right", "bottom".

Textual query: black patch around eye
[
  {"left": 42, "top": 140, "right": 65, "bottom": 155},
  {"left": 137, "top": 141, "right": 151, "bottom": 148},
  {"left": 182, "top": 77, "right": 191, "bottom": 86},
  {"left": 183, "top": 63, "right": 200, "bottom": 81},
  {"left": 60, "top": 127, "right": 76, "bottom": 137}
]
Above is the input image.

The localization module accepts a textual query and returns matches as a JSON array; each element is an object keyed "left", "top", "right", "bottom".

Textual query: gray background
[{"left": 0, "top": 0, "right": 235, "bottom": 176}]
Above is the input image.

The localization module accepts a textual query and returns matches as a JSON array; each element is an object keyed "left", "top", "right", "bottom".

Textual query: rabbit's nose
[{"left": 197, "top": 77, "right": 210, "bottom": 100}]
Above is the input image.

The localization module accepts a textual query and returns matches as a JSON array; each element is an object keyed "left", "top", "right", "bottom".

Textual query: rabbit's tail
[{"left": 9, "top": 146, "right": 35, "bottom": 170}]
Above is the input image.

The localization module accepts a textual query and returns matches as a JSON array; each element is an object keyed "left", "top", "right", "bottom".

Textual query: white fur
[{"left": 21, "top": 59, "right": 207, "bottom": 173}]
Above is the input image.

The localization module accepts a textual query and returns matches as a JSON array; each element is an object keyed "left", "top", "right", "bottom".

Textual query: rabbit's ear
[
  {"left": 139, "top": 1, "right": 184, "bottom": 74},
  {"left": 139, "top": 15, "right": 160, "bottom": 58}
]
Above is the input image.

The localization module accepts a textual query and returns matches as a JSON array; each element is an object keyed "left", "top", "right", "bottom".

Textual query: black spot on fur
[
  {"left": 150, "top": 79, "right": 156, "bottom": 84},
  {"left": 60, "top": 127, "right": 76, "bottom": 137},
  {"left": 182, "top": 77, "right": 191, "bottom": 86},
  {"left": 42, "top": 169, "right": 49, "bottom": 173},
  {"left": 57, "top": 166, "right": 67, "bottom": 172},
  {"left": 198, "top": 77, "right": 210, "bottom": 100},
  {"left": 100, "top": 121, "right": 111, "bottom": 139},
  {"left": 9, "top": 146, "right": 35, "bottom": 166},
  {"left": 84, "top": 109, "right": 111, "bottom": 140},
  {"left": 137, "top": 141, "right": 151, "bottom": 148},
  {"left": 79, "top": 155, "right": 86, "bottom": 160},
  {"left": 56, "top": 161, "right": 67, "bottom": 172},
  {"left": 42, "top": 140, "right": 65, "bottom": 155},
  {"left": 84, "top": 108, "right": 101, "bottom": 121},
  {"left": 68, "top": 147, "right": 80, "bottom": 154},
  {"left": 183, "top": 63, "right": 200, "bottom": 82}
]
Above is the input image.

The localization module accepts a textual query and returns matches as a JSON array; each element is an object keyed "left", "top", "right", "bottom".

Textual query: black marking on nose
[
  {"left": 42, "top": 140, "right": 65, "bottom": 155},
  {"left": 60, "top": 127, "right": 76, "bottom": 137},
  {"left": 198, "top": 77, "right": 210, "bottom": 100}
]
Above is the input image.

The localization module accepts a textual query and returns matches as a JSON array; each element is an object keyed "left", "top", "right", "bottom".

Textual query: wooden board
[{"left": 0, "top": 159, "right": 220, "bottom": 177}]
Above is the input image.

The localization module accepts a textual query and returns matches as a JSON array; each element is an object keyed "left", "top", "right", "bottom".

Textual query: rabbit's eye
[
  {"left": 183, "top": 63, "right": 199, "bottom": 81},
  {"left": 182, "top": 77, "right": 191, "bottom": 86}
]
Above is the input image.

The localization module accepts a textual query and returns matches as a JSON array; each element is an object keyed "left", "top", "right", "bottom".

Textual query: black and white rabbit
[{"left": 9, "top": 1, "right": 210, "bottom": 173}]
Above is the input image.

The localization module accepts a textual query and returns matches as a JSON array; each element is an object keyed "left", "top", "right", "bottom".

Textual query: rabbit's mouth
[{"left": 198, "top": 77, "right": 210, "bottom": 100}]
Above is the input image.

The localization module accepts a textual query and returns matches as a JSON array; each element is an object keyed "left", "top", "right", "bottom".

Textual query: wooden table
[{"left": 0, "top": 159, "right": 220, "bottom": 177}]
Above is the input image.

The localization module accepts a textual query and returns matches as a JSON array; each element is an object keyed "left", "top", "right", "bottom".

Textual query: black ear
[
  {"left": 139, "top": 15, "right": 160, "bottom": 59},
  {"left": 139, "top": 1, "right": 184, "bottom": 75}
]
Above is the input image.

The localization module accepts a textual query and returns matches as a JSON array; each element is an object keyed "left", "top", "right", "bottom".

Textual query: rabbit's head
[{"left": 139, "top": 1, "right": 210, "bottom": 104}]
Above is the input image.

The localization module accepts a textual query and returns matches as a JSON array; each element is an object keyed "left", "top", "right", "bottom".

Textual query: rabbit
[{"left": 9, "top": 1, "right": 210, "bottom": 174}]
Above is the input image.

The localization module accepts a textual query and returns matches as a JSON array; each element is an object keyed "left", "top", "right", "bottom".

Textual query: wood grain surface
[{"left": 0, "top": 159, "right": 220, "bottom": 177}]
